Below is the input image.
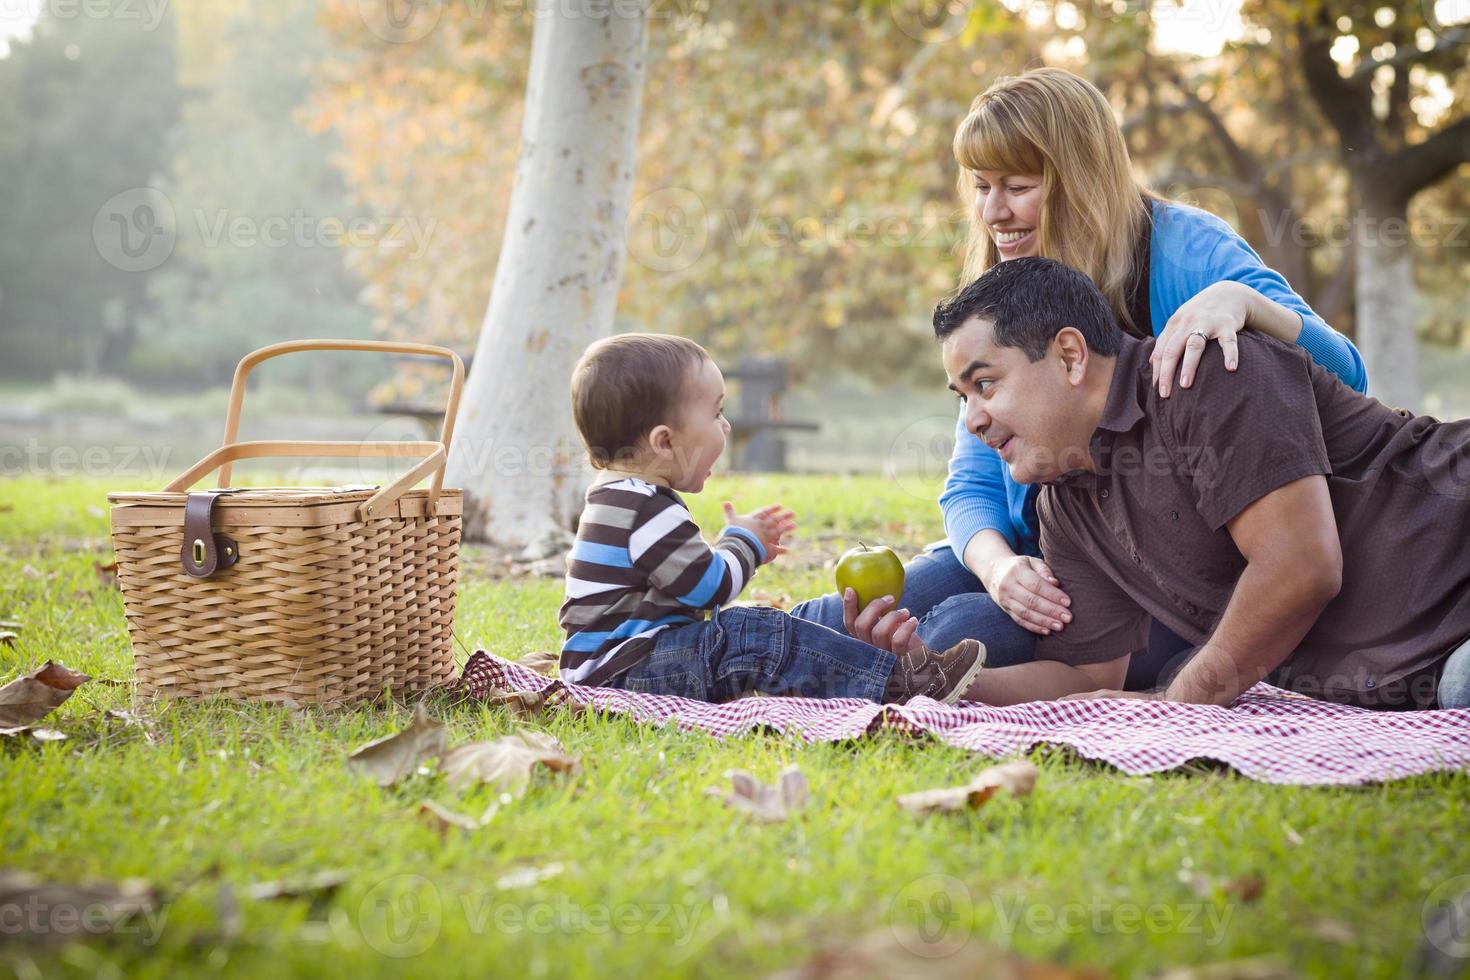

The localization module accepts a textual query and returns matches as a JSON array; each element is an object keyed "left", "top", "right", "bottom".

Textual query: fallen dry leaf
[
  {"left": 440, "top": 730, "right": 578, "bottom": 796},
  {"left": 346, "top": 704, "right": 447, "bottom": 787},
  {"left": 0, "top": 726, "right": 67, "bottom": 741},
  {"left": 1156, "top": 958, "right": 1297, "bottom": 980},
  {"left": 0, "top": 871, "right": 159, "bottom": 946},
  {"left": 495, "top": 862, "right": 566, "bottom": 890},
  {"left": 742, "top": 589, "right": 792, "bottom": 611},
  {"left": 707, "top": 765, "right": 809, "bottom": 823},
  {"left": 0, "top": 503, "right": 13, "bottom": 513},
  {"left": 104, "top": 708, "right": 155, "bottom": 744},
  {"left": 1309, "top": 918, "right": 1356, "bottom": 944},
  {"left": 481, "top": 682, "right": 583, "bottom": 720},
  {"left": 770, "top": 927, "right": 1106, "bottom": 980},
  {"left": 0, "top": 661, "right": 90, "bottom": 729},
  {"left": 418, "top": 799, "right": 499, "bottom": 834},
  {"left": 244, "top": 870, "right": 351, "bottom": 903},
  {"left": 896, "top": 760, "right": 1038, "bottom": 815},
  {"left": 1184, "top": 872, "right": 1265, "bottom": 904},
  {"left": 515, "top": 650, "right": 561, "bottom": 676},
  {"left": 93, "top": 560, "right": 119, "bottom": 588}
]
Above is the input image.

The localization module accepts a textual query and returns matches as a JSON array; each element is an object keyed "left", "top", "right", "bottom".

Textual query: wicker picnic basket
[{"left": 107, "top": 340, "right": 466, "bottom": 705}]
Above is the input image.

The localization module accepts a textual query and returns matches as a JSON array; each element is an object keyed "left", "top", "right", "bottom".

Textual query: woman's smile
[{"left": 992, "top": 227, "right": 1035, "bottom": 257}]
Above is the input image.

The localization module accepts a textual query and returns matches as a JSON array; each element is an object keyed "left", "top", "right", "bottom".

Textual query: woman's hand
[
  {"left": 1151, "top": 280, "right": 1248, "bottom": 398},
  {"left": 983, "top": 554, "right": 1072, "bottom": 637}
]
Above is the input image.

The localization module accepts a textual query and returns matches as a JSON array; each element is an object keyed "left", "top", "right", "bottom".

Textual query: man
[{"left": 847, "top": 257, "right": 1470, "bottom": 710}]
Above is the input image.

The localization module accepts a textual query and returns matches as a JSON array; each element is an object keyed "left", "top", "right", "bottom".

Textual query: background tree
[
  {"left": 439, "top": 4, "right": 650, "bottom": 547},
  {"left": 0, "top": 3, "right": 180, "bottom": 379},
  {"left": 1297, "top": 1, "right": 1468, "bottom": 408}
]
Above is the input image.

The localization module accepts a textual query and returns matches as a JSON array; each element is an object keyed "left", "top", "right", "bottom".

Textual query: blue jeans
[
  {"left": 788, "top": 543, "right": 1194, "bottom": 689},
  {"left": 788, "top": 544, "right": 1037, "bottom": 667},
  {"left": 609, "top": 606, "right": 896, "bottom": 702},
  {"left": 1438, "top": 635, "right": 1470, "bottom": 709}
]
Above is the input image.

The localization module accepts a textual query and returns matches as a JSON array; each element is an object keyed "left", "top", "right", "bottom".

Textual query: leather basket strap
[{"left": 180, "top": 491, "right": 239, "bottom": 579}]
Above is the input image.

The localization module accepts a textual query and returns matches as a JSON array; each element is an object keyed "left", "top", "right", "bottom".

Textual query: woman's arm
[
  {"left": 939, "top": 409, "right": 1072, "bottom": 635},
  {"left": 939, "top": 407, "right": 1020, "bottom": 559},
  {"left": 1150, "top": 205, "right": 1369, "bottom": 396}
]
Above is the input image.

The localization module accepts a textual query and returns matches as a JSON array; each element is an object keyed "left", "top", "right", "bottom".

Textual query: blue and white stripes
[{"left": 558, "top": 477, "right": 763, "bottom": 686}]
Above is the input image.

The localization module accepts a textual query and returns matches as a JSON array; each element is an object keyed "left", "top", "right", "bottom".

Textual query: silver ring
[{"left": 1189, "top": 329, "right": 1208, "bottom": 342}]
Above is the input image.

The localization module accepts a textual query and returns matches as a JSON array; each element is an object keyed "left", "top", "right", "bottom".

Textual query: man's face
[{"left": 941, "top": 316, "right": 1092, "bottom": 484}]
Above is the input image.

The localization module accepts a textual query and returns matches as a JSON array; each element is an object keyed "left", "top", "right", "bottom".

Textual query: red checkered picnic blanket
[{"left": 457, "top": 651, "right": 1470, "bottom": 786}]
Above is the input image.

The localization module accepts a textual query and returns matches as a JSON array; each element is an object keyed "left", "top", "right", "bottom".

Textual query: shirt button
[
  {"left": 1365, "top": 678, "right": 1376, "bottom": 689},
  {"left": 1132, "top": 553, "right": 1142, "bottom": 564},
  {"left": 1170, "top": 510, "right": 1179, "bottom": 522},
  {"left": 1100, "top": 488, "right": 1110, "bottom": 499}
]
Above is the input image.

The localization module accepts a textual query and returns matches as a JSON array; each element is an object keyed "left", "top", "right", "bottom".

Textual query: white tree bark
[
  {"left": 1355, "top": 198, "right": 1421, "bottom": 412},
  {"left": 445, "top": 1, "right": 648, "bottom": 547}
]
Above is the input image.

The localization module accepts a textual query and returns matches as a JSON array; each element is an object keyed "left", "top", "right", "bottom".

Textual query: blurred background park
[{"left": 1, "top": 0, "right": 1467, "bottom": 489}]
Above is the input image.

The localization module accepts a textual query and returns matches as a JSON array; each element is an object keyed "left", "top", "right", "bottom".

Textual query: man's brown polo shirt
[{"left": 1034, "top": 331, "right": 1470, "bottom": 709}]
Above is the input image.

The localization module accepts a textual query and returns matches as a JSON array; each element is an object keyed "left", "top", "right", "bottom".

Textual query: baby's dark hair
[{"left": 571, "top": 333, "right": 710, "bottom": 468}]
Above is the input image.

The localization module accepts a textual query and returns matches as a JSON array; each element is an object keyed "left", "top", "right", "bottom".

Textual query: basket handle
[
  {"left": 216, "top": 339, "right": 465, "bottom": 503},
  {"left": 164, "top": 440, "right": 448, "bottom": 521}
]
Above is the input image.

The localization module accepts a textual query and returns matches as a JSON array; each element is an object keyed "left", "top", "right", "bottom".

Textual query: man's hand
[
  {"left": 983, "top": 554, "right": 1073, "bottom": 636},
  {"left": 841, "top": 589, "right": 925, "bottom": 658},
  {"left": 723, "top": 502, "right": 796, "bottom": 563},
  {"left": 1060, "top": 689, "right": 1162, "bottom": 703}
]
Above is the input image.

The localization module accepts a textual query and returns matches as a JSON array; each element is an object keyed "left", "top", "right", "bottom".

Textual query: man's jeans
[
  {"left": 788, "top": 544, "right": 1038, "bottom": 668},
  {"left": 1437, "top": 635, "right": 1470, "bottom": 709},
  {"left": 609, "top": 606, "right": 896, "bottom": 702}
]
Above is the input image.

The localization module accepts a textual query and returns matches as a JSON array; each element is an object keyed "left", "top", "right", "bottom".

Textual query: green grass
[{"left": 1, "top": 475, "right": 1466, "bottom": 979}]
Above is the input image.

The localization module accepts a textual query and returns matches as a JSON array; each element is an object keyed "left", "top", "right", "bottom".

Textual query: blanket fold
[{"left": 457, "top": 651, "right": 1470, "bottom": 786}]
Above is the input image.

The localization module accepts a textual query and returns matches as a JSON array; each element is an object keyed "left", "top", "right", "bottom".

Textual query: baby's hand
[{"left": 723, "top": 501, "right": 797, "bottom": 563}]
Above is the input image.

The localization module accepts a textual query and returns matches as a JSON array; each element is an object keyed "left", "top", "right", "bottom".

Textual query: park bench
[{"left": 372, "top": 352, "right": 818, "bottom": 473}]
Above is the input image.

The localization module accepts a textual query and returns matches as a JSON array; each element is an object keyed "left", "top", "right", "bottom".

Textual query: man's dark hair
[{"left": 932, "top": 256, "right": 1123, "bottom": 361}]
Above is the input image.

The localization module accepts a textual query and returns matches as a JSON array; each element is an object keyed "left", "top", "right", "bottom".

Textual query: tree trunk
[
  {"left": 444, "top": 3, "right": 648, "bottom": 547},
  {"left": 1354, "top": 190, "right": 1420, "bottom": 411}
]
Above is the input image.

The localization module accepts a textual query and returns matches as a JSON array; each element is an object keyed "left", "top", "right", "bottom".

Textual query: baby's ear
[{"left": 647, "top": 424, "right": 674, "bottom": 455}]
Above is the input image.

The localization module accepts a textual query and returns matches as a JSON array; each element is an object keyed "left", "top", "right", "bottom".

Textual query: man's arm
[
  {"left": 1160, "top": 475, "right": 1342, "bottom": 705},
  {"left": 963, "top": 654, "right": 1129, "bottom": 706},
  {"left": 842, "top": 591, "right": 1131, "bottom": 705}
]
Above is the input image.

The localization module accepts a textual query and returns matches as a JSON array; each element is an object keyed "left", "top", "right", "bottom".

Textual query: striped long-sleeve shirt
[{"left": 558, "top": 476, "right": 765, "bottom": 686}]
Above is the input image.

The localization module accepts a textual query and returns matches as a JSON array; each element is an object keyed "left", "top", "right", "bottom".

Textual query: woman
[{"left": 790, "top": 67, "right": 1367, "bottom": 688}]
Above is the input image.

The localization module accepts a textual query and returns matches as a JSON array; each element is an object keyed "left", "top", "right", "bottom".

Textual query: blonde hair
[{"left": 953, "top": 67, "right": 1156, "bottom": 337}]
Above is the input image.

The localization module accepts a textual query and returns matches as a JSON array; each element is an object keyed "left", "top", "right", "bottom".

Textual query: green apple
[{"left": 835, "top": 542, "right": 905, "bottom": 610}]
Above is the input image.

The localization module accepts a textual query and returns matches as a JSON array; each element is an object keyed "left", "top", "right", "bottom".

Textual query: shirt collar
[
  {"left": 1050, "top": 334, "right": 1150, "bottom": 488},
  {"left": 1094, "top": 333, "right": 1149, "bottom": 435}
]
